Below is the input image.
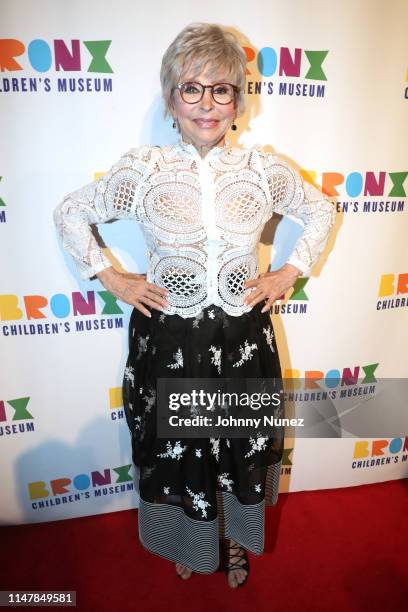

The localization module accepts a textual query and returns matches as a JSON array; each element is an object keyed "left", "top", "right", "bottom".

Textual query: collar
[{"left": 177, "top": 137, "right": 230, "bottom": 159}]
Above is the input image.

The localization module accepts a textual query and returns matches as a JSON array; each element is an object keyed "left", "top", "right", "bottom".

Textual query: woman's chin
[{"left": 193, "top": 130, "right": 226, "bottom": 146}]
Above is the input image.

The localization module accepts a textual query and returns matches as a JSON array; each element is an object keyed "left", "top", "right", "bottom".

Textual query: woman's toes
[
  {"left": 175, "top": 562, "right": 192, "bottom": 579},
  {"left": 236, "top": 569, "right": 247, "bottom": 584},
  {"left": 228, "top": 568, "right": 247, "bottom": 588},
  {"left": 228, "top": 571, "right": 237, "bottom": 588}
]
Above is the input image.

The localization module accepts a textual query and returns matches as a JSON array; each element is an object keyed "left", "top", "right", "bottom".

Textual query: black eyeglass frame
[{"left": 173, "top": 81, "right": 239, "bottom": 104}]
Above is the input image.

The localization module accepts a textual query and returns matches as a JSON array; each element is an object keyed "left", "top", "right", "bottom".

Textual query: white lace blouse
[{"left": 53, "top": 139, "right": 336, "bottom": 318}]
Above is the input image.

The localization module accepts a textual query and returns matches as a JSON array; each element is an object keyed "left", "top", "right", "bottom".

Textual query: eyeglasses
[{"left": 174, "top": 81, "right": 238, "bottom": 105}]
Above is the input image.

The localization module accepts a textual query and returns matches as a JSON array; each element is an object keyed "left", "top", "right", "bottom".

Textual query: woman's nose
[{"left": 199, "top": 87, "right": 214, "bottom": 110}]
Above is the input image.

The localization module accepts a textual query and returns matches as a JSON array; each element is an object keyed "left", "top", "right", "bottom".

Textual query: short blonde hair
[{"left": 160, "top": 22, "right": 247, "bottom": 121}]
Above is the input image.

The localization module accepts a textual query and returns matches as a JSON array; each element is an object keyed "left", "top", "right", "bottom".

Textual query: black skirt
[{"left": 122, "top": 302, "right": 285, "bottom": 573}]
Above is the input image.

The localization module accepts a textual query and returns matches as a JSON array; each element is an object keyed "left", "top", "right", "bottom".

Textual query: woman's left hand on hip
[{"left": 243, "top": 264, "right": 302, "bottom": 312}]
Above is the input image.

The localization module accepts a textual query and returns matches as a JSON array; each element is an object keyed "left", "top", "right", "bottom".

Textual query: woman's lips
[{"left": 194, "top": 119, "right": 219, "bottom": 128}]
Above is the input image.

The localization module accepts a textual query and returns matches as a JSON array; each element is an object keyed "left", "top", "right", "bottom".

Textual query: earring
[
  {"left": 231, "top": 121, "right": 237, "bottom": 131},
  {"left": 172, "top": 119, "right": 177, "bottom": 129}
]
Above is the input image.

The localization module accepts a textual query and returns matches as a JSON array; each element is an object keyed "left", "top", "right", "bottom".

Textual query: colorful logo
[
  {"left": 0, "top": 291, "right": 126, "bottom": 337},
  {"left": 0, "top": 397, "right": 34, "bottom": 436},
  {"left": 0, "top": 39, "right": 113, "bottom": 73},
  {"left": 352, "top": 437, "right": 408, "bottom": 469},
  {"left": 283, "top": 363, "right": 379, "bottom": 386},
  {"left": 377, "top": 273, "right": 408, "bottom": 310},
  {"left": 243, "top": 45, "right": 328, "bottom": 98},
  {"left": 0, "top": 39, "right": 114, "bottom": 94},
  {"left": 28, "top": 464, "right": 134, "bottom": 509}
]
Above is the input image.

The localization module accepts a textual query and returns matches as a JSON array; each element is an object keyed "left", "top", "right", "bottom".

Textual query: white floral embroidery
[
  {"left": 136, "top": 334, "right": 150, "bottom": 360},
  {"left": 208, "top": 309, "right": 215, "bottom": 319},
  {"left": 263, "top": 326, "right": 275, "bottom": 352},
  {"left": 152, "top": 345, "right": 157, "bottom": 355},
  {"left": 142, "top": 387, "right": 156, "bottom": 413},
  {"left": 134, "top": 415, "right": 142, "bottom": 430},
  {"left": 139, "top": 387, "right": 143, "bottom": 394},
  {"left": 195, "top": 448, "right": 202, "bottom": 458},
  {"left": 124, "top": 365, "right": 134, "bottom": 385},
  {"left": 185, "top": 486, "right": 211, "bottom": 518},
  {"left": 209, "top": 345, "right": 222, "bottom": 374},
  {"left": 232, "top": 340, "right": 258, "bottom": 368},
  {"left": 163, "top": 486, "right": 170, "bottom": 495},
  {"left": 218, "top": 472, "right": 234, "bottom": 492},
  {"left": 157, "top": 440, "right": 187, "bottom": 460},
  {"left": 254, "top": 483, "right": 262, "bottom": 493},
  {"left": 226, "top": 438, "right": 230, "bottom": 448},
  {"left": 245, "top": 433, "right": 269, "bottom": 458},
  {"left": 210, "top": 437, "right": 220, "bottom": 461},
  {"left": 192, "top": 311, "right": 204, "bottom": 328},
  {"left": 197, "top": 353, "right": 202, "bottom": 363},
  {"left": 159, "top": 313, "right": 166, "bottom": 323},
  {"left": 167, "top": 347, "right": 184, "bottom": 369}
]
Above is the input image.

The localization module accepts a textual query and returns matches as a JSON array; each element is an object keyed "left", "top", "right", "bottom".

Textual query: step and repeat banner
[{"left": 1, "top": 0, "right": 407, "bottom": 525}]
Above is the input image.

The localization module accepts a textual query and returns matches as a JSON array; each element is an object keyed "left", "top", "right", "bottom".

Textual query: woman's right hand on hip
[{"left": 96, "top": 266, "right": 169, "bottom": 317}]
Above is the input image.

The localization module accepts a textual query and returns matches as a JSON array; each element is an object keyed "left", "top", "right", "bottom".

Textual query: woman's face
[{"left": 171, "top": 63, "right": 237, "bottom": 151}]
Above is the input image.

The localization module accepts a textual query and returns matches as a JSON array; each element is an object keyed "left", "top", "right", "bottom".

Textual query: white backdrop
[{"left": 1, "top": 0, "right": 407, "bottom": 525}]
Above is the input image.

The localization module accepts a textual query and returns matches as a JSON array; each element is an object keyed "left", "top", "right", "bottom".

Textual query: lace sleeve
[
  {"left": 259, "top": 150, "right": 336, "bottom": 276},
  {"left": 53, "top": 146, "right": 150, "bottom": 280}
]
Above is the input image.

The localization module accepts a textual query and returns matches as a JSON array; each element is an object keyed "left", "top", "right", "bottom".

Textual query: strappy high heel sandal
[{"left": 223, "top": 539, "right": 250, "bottom": 588}]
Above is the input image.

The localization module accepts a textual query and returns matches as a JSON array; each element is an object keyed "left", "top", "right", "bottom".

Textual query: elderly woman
[{"left": 53, "top": 22, "right": 335, "bottom": 588}]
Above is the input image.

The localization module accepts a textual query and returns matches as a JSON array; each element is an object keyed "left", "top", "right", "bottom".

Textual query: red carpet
[{"left": 1, "top": 480, "right": 406, "bottom": 611}]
